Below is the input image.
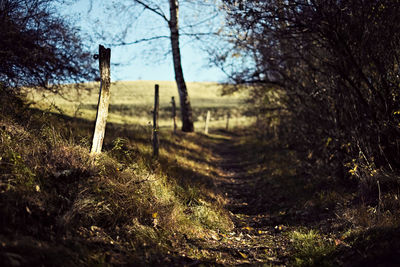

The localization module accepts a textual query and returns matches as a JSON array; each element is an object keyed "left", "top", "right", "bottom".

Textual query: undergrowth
[
  {"left": 289, "top": 230, "right": 335, "bottom": 267},
  {"left": 0, "top": 91, "right": 233, "bottom": 265},
  {"left": 3, "top": 88, "right": 400, "bottom": 266},
  {"left": 233, "top": 130, "right": 400, "bottom": 266}
]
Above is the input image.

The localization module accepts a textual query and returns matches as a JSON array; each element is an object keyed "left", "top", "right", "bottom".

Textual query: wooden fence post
[
  {"left": 226, "top": 111, "right": 230, "bottom": 131},
  {"left": 204, "top": 110, "right": 211, "bottom": 135},
  {"left": 91, "top": 45, "right": 111, "bottom": 154},
  {"left": 152, "top": 84, "right": 160, "bottom": 158},
  {"left": 171, "top": 96, "right": 177, "bottom": 134}
]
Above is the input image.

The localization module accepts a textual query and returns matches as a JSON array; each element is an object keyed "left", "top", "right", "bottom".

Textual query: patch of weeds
[
  {"left": 94, "top": 153, "right": 121, "bottom": 178},
  {"left": 289, "top": 229, "right": 335, "bottom": 266},
  {"left": 109, "top": 137, "right": 137, "bottom": 164},
  {"left": 340, "top": 202, "right": 400, "bottom": 229},
  {"left": 312, "top": 190, "right": 342, "bottom": 212},
  {"left": 337, "top": 226, "right": 400, "bottom": 266},
  {"left": 0, "top": 127, "right": 37, "bottom": 191},
  {"left": 191, "top": 204, "right": 233, "bottom": 232},
  {"left": 7, "top": 149, "right": 36, "bottom": 188}
]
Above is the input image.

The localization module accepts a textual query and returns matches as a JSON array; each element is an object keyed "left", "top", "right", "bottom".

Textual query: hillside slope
[
  {"left": 2, "top": 88, "right": 400, "bottom": 266},
  {"left": 0, "top": 90, "right": 234, "bottom": 266}
]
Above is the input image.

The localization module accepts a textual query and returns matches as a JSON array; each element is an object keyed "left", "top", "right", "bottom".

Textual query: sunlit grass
[
  {"left": 290, "top": 229, "right": 335, "bottom": 266},
  {"left": 26, "top": 80, "right": 253, "bottom": 130},
  {"left": 0, "top": 89, "right": 235, "bottom": 264}
]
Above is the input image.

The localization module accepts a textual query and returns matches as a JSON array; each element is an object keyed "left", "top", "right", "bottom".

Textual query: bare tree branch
[
  {"left": 133, "top": 0, "right": 169, "bottom": 22},
  {"left": 106, "top": 35, "right": 170, "bottom": 46},
  {"left": 180, "top": 12, "right": 219, "bottom": 30},
  {"left": 107, "top": 32, "right": 223, "bottom": 47}
]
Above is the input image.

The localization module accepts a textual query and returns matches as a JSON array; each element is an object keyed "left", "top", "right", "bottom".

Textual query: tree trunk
[{"left": 169, "top": 0, "right": 194, "bottom": 132}]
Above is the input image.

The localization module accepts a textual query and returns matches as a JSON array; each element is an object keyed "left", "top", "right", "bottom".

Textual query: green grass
[
  {"left": 0, "top": 88, "right": 234, "bottom": 265},
  {"left": 290, "top": 230, "right": 335, "bottom": 267},
  {"left": 26, "top": 80, "right": 253, "bottom": 130}
]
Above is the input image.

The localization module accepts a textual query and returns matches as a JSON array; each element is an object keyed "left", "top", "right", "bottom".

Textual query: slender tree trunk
[{"left": 169, "top": 0, "right": 194, "bottom": 132}]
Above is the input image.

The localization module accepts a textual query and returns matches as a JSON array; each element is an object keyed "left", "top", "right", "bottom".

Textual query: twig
[{"left": 377, "top": 180, "right": 382, "bottom": 214}]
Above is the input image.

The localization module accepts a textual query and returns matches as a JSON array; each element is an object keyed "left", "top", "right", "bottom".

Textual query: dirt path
[
  {"left": 185, "top": 130, "right": 400, "bottom": 267},
  {"left": 189, "top": 132, "right": 292, "bottom": 266}
]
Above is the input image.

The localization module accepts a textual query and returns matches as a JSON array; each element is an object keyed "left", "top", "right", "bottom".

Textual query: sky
[{"left": 62, "top": 0, "right": 227, "bottom": 82}]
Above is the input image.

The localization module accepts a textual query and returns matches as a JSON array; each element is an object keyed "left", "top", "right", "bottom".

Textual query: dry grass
[
  {"left": 26, "top": 80, "right": 253, "bottom": 130},
  {"left": 224, "top": 131, "right": 400, "bottom": 266},
  {"left": 0, "top": 89, "right": 234, "bottom": 265}
]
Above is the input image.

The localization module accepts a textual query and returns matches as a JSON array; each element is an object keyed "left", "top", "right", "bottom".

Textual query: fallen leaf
[
  {"left": 211, "top": 233, "right": 219, "bottom": 241},
  {"left": 90, "top": 225, "right": 101, "bottom": 232},
  {"left": 334, "top": 239, "right": 350, "bottom": 247},
  {"left": 238, "top": 251, "right": 248, "bottom": 259},
  {"left": 274, "top": 225, "right": 285, "bottom": 231}
]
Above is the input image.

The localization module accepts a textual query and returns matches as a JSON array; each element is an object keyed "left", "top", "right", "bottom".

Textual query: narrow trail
[{"left": 191, "top": 132, "right": 291, "bottom": 266}]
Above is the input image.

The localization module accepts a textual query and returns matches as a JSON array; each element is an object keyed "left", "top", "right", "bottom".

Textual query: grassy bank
[
  {"left": 3, "top": 83, "right": 400, "bottom": 266},
  {"left": 0, "top": 89, "right": 234, "bottom": 266}
]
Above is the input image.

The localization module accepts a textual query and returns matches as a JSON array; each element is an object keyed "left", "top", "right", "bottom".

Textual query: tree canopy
[
  {"left": 0, "top": 0, "right": 95, "bottom": 91},
  {"left": 218, "top": 0, "right": 400, "bottom": 184}
]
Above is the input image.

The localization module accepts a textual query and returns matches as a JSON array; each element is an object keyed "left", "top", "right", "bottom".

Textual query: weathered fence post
[
  {"left": 91, "top": 45, "right": 111, "bottom": 155},
  {"left": 152, "top": 84, "right": 160, "bottom": 158},
  {"left": 171, "top": 96, "right": 177, "bottom": 134},
  {"left": 204, "top": 110, "right": 211, "bottom": 135},
  {"left": 226, "top": 111, "right": 230, "bottom": 131}
]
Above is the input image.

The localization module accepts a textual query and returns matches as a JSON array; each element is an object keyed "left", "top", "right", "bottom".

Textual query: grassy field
[{"left": 27, "top": 80, "right": 254, "bottom": 130}]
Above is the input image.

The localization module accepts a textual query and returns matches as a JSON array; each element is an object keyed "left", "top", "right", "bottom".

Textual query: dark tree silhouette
[
  {"left": 218, "top": 0, "right": 400, "bottom": 185},
  {"left": 0, "top": 0, "right": 95, "bottom": 92}
]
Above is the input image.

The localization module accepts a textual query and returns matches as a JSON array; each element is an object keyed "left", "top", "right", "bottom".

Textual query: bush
[{"left": 0, "top": 0, "right": 95, "bottom": 91}]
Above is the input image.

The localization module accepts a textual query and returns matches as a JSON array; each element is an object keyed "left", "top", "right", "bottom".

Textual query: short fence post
[
  {"left": 171, "top": 96, "right": 177, "bottom": 134},
  {"left": 152, "top": 84, "right": 160, "bottom": 158},
  {"left": 91, "top": 45, "right": 111, "bottom": 155},
  {"left": 204, "top": 110, "right": 211, "bottom": 135},
  {"left": 226, "top": 111, "right": 230, "bottom": 131}
]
